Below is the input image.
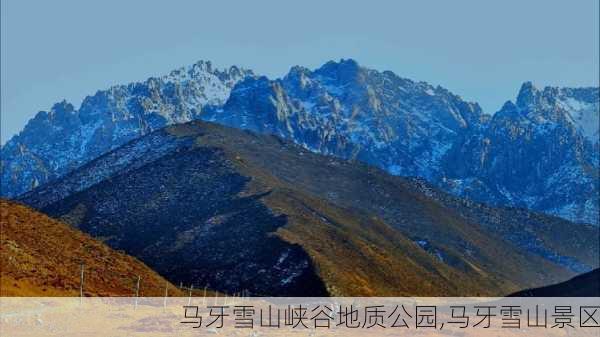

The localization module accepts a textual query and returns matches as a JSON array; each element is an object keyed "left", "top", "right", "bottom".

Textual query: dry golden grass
[{"left": 1, "top": 199, "right": 184, "bottom": 297}]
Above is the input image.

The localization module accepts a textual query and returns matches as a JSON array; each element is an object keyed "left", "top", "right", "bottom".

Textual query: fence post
[
  {"left": 79, "top": 263, "right": 84, "bottom": 304},
  {"left": 134, "top": 275, "right": 141, "bottom": 309},
  {"left": 188, "top": 284, "right": 194, "bottom": 306},
  {"left": 163, "top": 281, "right": 168, "bottom": 310}
]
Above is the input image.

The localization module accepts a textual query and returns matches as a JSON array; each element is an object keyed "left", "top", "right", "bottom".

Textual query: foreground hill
[
  {"left": 20, "top": 121, "right": 599, "bottom": 296},
  {"left": 509, "top": 269, "right": 599, "bottom": 297},
  {"left": 1, "top": 200, "right": 183, "bottom": 296}
]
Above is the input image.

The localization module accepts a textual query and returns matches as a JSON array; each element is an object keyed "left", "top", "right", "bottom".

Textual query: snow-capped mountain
[
  {"left": 442, "top": 82, "right": 599, "bottom": 224},
  {"left": 1, "top": 61, "right": 253, "bottom": 197},
  {"left": 205, "top": 61, "right": 599, "bottom": 225},
  {"left": 205, "top": 59, "right": 485, "bottom": 180},
  {"left": 2, "top": 59, "right": 598, "bottom": 225}
]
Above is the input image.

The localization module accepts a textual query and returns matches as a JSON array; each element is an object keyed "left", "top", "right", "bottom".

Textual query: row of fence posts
[
  {"left": 78, "top": 263, "right": 251, "bottom": 308},
  {"left": 177, "top": 284, "right": 252, "bottom": 306}
]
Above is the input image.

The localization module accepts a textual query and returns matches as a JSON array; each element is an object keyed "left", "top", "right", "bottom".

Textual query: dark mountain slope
[
  {"left": 510, "top": 269, "right": 600, "bottom": 297},
  {"left": 408, "top": 179, "right": 598, "bottom": 273},
  {"left": 32, "top": 145, "right": 328, "bottom": 297},
  {"left": 20, "top": 121, "right": 599, "bottom": 296}
]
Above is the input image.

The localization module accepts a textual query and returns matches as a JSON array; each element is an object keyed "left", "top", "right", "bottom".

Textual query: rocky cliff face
[
  {"left": 206, "top": 62, "right": 599, "bottom": 224},
  {"left": 205, "top": 59, "right": 485, "bottom": 181},
  {"left": 441, "top": 83, "right": 599, "bottom": 224},
  {"left": 1, "top": 61, "right": 253, "bottom": 197}
]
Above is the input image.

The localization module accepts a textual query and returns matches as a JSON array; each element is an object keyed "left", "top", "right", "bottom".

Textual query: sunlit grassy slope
[{"left": 1, "top": 200, "right": 184, "bottom": 296}]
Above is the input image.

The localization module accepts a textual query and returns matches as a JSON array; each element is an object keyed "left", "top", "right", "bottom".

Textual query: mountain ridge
[
  {"left": 19, "top": 121, "right": 599, "bottom": 296},
  {"left": 2, "top": 59, "right": 598, "bottom": 225},
  {"left": 509, "top": 269, "right": 600, "bottom": 297}
]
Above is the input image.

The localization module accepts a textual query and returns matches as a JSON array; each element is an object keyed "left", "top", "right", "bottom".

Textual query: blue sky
[{"left": 2, "top": 0, "right": 598, "bottom": 143}]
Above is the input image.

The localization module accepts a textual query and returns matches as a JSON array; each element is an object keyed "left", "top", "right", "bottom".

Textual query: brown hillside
[
  {"left": 20, "top": 121, "right": 597, "bottom": 296},
  {"left": 0, "top": 199, "right": 183, "bottom": 296}
]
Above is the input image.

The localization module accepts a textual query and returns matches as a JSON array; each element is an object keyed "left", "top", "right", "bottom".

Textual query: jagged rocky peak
[
  {"left": 514, "top": 81, "right": 567, "bottom": 123},
  {"left": 162, "top": 59, "right": 253, "bottom": 84},
  {"left": 27, "top": 100, "right": 74, "bottom": 122},
  {"left": 287, "top": 65, "right": 311, "bottom": 77},
  {"left": 284, "top": 66, "right": 314, "bottom": 90},
  {"left": 49, "top": 100, "right": 75, "bottom": 115},
  {"left": 209, "top": 66, "right": 598, "bottom": 224},
  {"left": 516, "top": 81, "right": 599, "bottom": 108},
  {"left": 313, "top": 58, "right": 363, "bottom": 82},
  {"left": 511, "top": 81, "right": 599, "bottom": 143},
  {"left": 23, "top": 100, "right": 80, "bottom": 136},
  {"left": 493, "top": 100, "right": 522, "bottom": 120},
  {"left": 280, "top": 59, "right": 364, "bottom": 96},
  {"left": 449, "top": 81, "right": 599, "bottom": 225},
  {"left": 1, "top": 59, "right": 254, "bottom": 198},
  {"left": 515, "top": 81, "right": 539, "bottom": 108},
  {"left": 210, "top": 59, "right": 487, "bottom": 183},
  {"left": 283, "top": 59, "right": 384, "bottom": 98}
]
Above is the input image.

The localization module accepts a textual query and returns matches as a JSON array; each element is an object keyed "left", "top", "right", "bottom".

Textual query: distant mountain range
[
  {"left": 17, "top": 121, "right": 599, "bottom": 296},
  {"left": 2, "top": 59, "right": 598, "bottom": 224}
]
